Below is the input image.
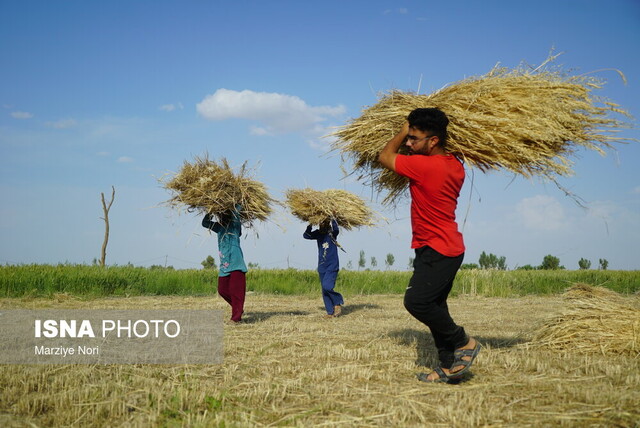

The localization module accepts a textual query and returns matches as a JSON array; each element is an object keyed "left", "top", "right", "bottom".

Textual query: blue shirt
[
  {"left": 304, "top": 220, "right": 340, "bottom": 272},
  {"left": 202, "top": 208, "right": 248, "bottom": 277}
]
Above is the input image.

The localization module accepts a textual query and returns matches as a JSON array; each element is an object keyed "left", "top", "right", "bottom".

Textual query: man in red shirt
[{"left": 378, "top": 108, "right": 480, "bottom": 383}]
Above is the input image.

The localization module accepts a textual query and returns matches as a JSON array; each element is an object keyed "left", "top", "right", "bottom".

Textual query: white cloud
[
  {"left": 45, "top": 118, "right": 77, "bottom": 129},
  {"left": 196, "top": 88, "right": 345, "bottom": 135},
  {"left": 516, "top": 195, "right": 566, "bottom": 231},
  {"left": 159, "top": 103, "right": 184, "bottom": 112},
  {"left": 249, "top": 126, "right": 270, "bottom": 136},
  {"left": 117, "top": 156, "right": 134, "bottom": 163},
  {"left": 11, "top": 111, "right": 33, "bottom": 119},
  {"left": 632, "top": 186, "right": 640, "bottom": 195}
]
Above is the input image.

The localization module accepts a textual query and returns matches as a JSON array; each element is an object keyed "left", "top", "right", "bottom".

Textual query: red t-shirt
[{"left": 395, "top": 154, "right": 465, "bottom": 257}]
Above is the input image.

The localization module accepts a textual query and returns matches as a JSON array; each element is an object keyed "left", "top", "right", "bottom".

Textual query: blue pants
[{"left": 318, "top": 269, "right": 343, "bottom": 314}]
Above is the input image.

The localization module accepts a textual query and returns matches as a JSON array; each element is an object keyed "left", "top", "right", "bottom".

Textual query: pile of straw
[
  {"left": 528, "top": 284, "right": 639, "bottom": 356},
  {"left": 332, "top": 56, "right": 633, "bottom": 205},
  {"left": 161, "top": 155, "right": 276, "bottom": 224},
  {"left": 285, "top": 188, "right": 375, "bottom": 230}
]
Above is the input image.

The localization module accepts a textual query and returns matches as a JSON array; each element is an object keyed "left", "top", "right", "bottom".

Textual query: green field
[{"left": 1, "top": 264, "right": 638, "bottom": 297}]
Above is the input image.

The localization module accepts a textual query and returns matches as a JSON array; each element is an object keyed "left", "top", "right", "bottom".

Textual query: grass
[
  {"left": 452, "top": 268, "right": 640, "bottom": 296},
  {"left": 1, "top": 264, "right": 638, "bottom": 298},
  {"left": 1, "top": 293, "right": 638, "bottom": 427}
]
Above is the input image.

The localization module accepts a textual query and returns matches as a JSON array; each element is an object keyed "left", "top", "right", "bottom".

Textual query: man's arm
[
  {"left": 303, "top": 225, "right": 316, "bottom": 240},
  {"left": 202, "top": 213, "right": 214, "bottom": 229},
  {"left": 378, "top": 121, "right": 409, "bottom": 172},
  {"left": 202, "top": 213, "right": 221, "bottom": 233}
]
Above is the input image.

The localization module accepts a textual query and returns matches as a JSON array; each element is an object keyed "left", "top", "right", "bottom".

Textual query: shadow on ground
[
  {"left": 339, "top": 303, "right": 382, "bottom": 316},
  {"left": 387, "top": 328, "right": 528, "bottom": 368},
  {"left": 308, "top": 303, "right": 383, "bottom": 316},
  {"left": 242, "top": 311, "right": 310, "bottom": 323}
]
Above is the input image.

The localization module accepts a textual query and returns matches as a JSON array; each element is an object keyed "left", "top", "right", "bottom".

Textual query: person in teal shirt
[{"left": 202, "top": 206, "right": 248, "bottom": 322}]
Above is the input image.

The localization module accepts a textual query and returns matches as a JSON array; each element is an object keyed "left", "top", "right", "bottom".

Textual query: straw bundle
[
  {"left": 528, "top": 284, "right": 639, "bottom": 356},
  {"left": 285, "top": 188, "right": 375, "bottom": 230},
  {"left": 332, "top": 57, "right": 633, "bottom": 205},
  {"left": 161, "top": 155, "right": 276, "bottom": 224},
  {"left": 561, "top": 282, "right": 627, "bottom": 301}
]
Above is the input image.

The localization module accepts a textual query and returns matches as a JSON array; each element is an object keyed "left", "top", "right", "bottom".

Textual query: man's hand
[{"left": 378, "top": 121, "right": 409, "bottom": 172}]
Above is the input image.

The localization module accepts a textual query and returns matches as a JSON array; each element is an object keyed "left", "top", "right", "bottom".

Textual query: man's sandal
[
  {"left": 417, "top": 366, "right": 450, "bottom": 383},
  {"left": 448, "top": 341, "right": 482, "bottom": 378}
]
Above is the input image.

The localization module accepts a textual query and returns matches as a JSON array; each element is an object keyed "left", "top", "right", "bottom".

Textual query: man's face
[{"left": 405, "top": 127, "right": 435, "bottom": 155}]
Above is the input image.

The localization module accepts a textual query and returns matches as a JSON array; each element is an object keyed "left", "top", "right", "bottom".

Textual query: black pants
[{"left": 404, "top": 246, "right": 467, "bottom": 368}]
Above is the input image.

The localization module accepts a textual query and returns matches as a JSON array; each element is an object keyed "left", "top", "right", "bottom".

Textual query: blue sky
[{"left": 1, "top": 0, "right": 639, "bottom": 271}]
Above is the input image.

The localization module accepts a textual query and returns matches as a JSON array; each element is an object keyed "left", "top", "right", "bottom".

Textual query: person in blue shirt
[
  {"left": 304, "top": 219, "right": 344, "bottom": 317},
  {"left": 202, "top": 206, "right": 248, "bottom": 323}
]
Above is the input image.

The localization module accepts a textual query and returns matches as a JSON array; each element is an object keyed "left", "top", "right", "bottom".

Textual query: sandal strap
[
  {"left": 433, "top": 366, "right": 448, "bottom": 380},
  {"left": 454, "top": 348, "right": 476, "bottom": 358},
  {"left": 451, "top": 359, "right": 471, "bottom": 370},
  {"left": 450, "top": 343, "right": 482, "bottom": 377}
]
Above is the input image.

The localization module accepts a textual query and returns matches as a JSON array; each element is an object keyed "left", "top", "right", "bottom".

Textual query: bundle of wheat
[
  {"left": 285, "top": 188, "right": 375, "bottom": 230},
  {"left": 528, "top": 284, "right": 639, "bottom": 356},
  {"left": 332, "top": 56, "right": 633, "bottom": 205},
  {"left": 161, "top": 155, "right": 276, "bottom": 224}
]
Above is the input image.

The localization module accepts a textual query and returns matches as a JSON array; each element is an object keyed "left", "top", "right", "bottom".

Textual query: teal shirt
[{"left": 202, "top": 209, "right": 248, "bottom": 277}]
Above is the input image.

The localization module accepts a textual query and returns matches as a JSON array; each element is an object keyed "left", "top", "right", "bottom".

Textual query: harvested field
[{"left": 1, "top": 293, "right": 638, "bottom": 427}]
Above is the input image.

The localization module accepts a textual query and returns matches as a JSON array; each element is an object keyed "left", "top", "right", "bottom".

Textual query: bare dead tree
[{"left": 99, "top": 186, "right": 115, "bottom": 267}]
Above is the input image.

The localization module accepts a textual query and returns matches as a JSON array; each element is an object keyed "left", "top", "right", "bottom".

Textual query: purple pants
[{"left": 218, "top": 270, "right": 246, "bottom": 321}]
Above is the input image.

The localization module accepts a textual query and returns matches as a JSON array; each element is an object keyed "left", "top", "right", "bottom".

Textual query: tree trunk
[{"left": 100, "top": 186, "right": 115, "bottom": 267}]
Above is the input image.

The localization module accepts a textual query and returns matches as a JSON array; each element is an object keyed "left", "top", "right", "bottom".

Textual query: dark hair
[{"left": 407, "top": 108, "right": 449, "bottom": 147}]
